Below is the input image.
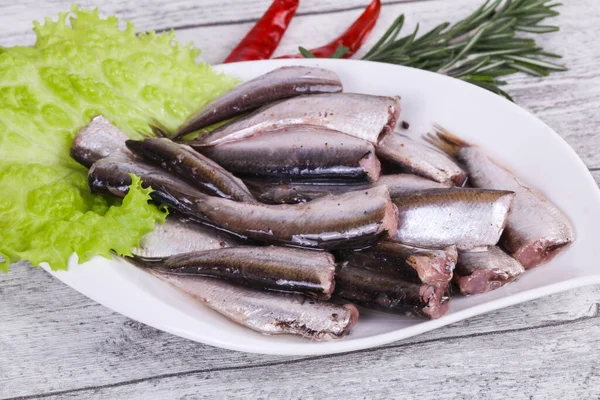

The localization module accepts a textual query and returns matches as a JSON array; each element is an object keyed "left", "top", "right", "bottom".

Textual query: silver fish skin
[
  {"left": 190, "top": 93, "right": 401, "bottom": 146},
  {"left": 194, "top": 185, "right": 398, "bottom": 249},
  {"left": 173, "top": 66, "right": 343, "bottom": 138},
  {"left": 132, "top": 216, "right": 242, "bottom": 258},
  {"left": 88, "top": 150, "right": 210, "bottom": 216},
  {"left": 334, "top": 260, "right": 449, "bottom": 319},
  {"left": 152, "top": 272, "right": 359, "bottom": 340},
  {"left": 391, "top": 188, "right": 515, "bottom": 250},
  {"left": 244, "top": 179, "right": 368, "bottom": 204},
  {"left": 245, "top": 173, "right": 450, "bottom": 205},
  {"left": 429, "top": 126, "right": 575, "bottom": 268},
  {"left": 70, "top": 115, "right": 129, "bottom": 167},
  {"left": 137, "top": 246, "right": 336, "bottom": 300},
  {"left": 455, "top": 246, "right": 525, "bottom": 295},
  {"left": 197, "top": 125, "right": 381, "bottom": 182},
  {"left": 379, "top": 174, "right": 453, "bottom": 197},
  {"left": 126, "top": 138, "right": 255, "bottom": 202},
  {"left": 376, "top": 133, "right": 467, "bottom": 185},
  {"left": 89, "top": 156, "right": 398, "bottom": 249}
]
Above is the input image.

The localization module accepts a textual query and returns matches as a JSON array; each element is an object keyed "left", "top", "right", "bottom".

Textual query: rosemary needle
[{"left": 361, "top": 0, "right": 565, "bottom": 100}]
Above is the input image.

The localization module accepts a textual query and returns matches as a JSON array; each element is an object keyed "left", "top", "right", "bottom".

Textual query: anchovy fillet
[
  {"left": 245, "top": 173, "right": 451, "bottom": 204},
  {"left": 391, "top": 188, "right": 515, "bottom": 250},
  {"left": 70, "top": 115, "right": 130, "bottom": 167},
  {"left": 334, "top": 260, "right": 449, "bottom": 319},
  {"left": 376, "top": 133, "right": 467, "bottom": 185},
  {"left": 244, "top": 180, "right": 367, "bottom": 204},
  {"left": 174, "top": 66, "right": 343, "bottom": 138},
  {"left": 152, "top": 271, "right": 359, "bottom": 340},
  {"left": 132, "top": 216, "right": 243, "bottom": 258},
  {"left": 197, "top": 125, "right": 381, "bottom": 182},
  {"left": 89, "top": 156, "right": 398, "bottom": 249},
  {"left": 189, "top": 93, "right": 401, "bottom": 146},
  {"left": 358, "top": 242, "right": 458, "bottom": 284},
  {"left": 379, "top": 174, "right": 454, "bottom": 196},
  {"left": 454, "top": 247, "right": 525, "bottom": 295},
  {"left": 428, "top": 126, "right": 575, "bottom": 267},
  {"left": 126, "top": 138, "right": 255, "bottom": 202},
  {"left": 193, "top": 185, "right": 399, "bottom": 249},
  {"left": 136, "top": 246, "right": 336, "bottom": 299},
  {"left": 88, "top": 151, "right": 210, "bottom": 215}
]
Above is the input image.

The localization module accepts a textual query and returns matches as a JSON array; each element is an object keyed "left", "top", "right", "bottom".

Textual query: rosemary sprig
[{"left": 361, "top": 0, "right": 566, "bottom": 100}]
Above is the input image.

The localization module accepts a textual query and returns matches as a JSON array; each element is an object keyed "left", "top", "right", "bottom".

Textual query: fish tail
[
  {"left": 149, "top": 118, "right": 173, "bottom": 138},
  {"left": 175, "top": 129, "right": 213, "bottom": 143},
  {"left": 110, "top": 249, "right": 166, "bottom": 269},
  {"left": 424, "top": 124, "right": 471, "bottom": 157},
  {"left": 126, "top": 254, "right": 167, "bottom": 269},
  {"left": 177, "top": 138, "right": 211, "bottom": 148},
  {"left": 136, "top": 129, "right": 154, "bottom": 139}
]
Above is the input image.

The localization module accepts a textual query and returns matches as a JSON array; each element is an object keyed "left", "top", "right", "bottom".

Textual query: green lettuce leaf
[{"left": 0, "top": 6, "right": 237, "bottom": 271}]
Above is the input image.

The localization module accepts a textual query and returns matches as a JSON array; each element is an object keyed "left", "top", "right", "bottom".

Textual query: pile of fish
[{"left": 71, "top": 66, "right": 575, "bottom": 341}]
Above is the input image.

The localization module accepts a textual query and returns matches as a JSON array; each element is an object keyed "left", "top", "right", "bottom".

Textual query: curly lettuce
[{"left": 0, "top": 6, "right": 237, "bottom": 271}]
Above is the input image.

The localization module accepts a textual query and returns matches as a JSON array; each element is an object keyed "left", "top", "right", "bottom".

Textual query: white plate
[{"left": 44, "top": 59, "right": 600, "bottom": 356}]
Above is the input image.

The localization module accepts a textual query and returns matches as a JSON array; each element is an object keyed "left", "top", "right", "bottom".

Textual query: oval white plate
[{"left": 44, "top": 59, "right": 600, "bottom": 355}]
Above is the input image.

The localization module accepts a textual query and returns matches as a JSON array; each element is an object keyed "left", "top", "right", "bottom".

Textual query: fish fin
[
  {"left": 432, "top": 124, "right": 472, "bottom": 147},
  {"left": 424, "top": 124, "right": 471, "bottom": 157},
  {"left": 424, "top": 132, "right": 458, "bottom": 157}
]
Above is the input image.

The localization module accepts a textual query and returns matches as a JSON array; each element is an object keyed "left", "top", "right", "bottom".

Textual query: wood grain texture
[
  {"left": 2, "top": 265, "right": 600, "bottom": 399},
  {"left": 31, "top": 319, "right": 600, "bottom": 400},
  {"left": 1, "top": 0, "right": 599, "bottom": 399},
  {"left": 0, "top": 0, "right": 425, "bottom": 47}
]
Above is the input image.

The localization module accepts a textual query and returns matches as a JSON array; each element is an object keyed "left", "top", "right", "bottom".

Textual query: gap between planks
[
  {"left": 154, "top": 0, "right": 435, "bottom": 32},
  {"left": 5, "top": 305, "right": 599, "bottom": 400}
]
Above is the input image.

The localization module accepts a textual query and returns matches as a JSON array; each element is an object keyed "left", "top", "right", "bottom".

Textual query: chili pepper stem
[{"left": 277, "top": 0, "right": 381, "bottom": 59}]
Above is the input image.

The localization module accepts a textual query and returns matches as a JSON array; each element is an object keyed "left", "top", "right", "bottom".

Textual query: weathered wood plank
[
  {"left": 9, "top": 297, "right": 600, "bottom": 400},
  {"left": 0, "top": 0, "right": 423, "bottom": 47},
  {"left": 1, "top": 263, "right": 600, "bottom": 399}
]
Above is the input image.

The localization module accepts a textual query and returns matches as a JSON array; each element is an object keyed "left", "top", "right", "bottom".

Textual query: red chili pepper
[
  {"left": 224, "top": 0, "right": 299, "bottom": 63},
  {"left": 277, "top": 0, "right": 381, "bottom": 59}
]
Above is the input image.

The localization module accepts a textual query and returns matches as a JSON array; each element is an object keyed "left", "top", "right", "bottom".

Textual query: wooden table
[{"left": 1, "top": 0, "right": 599, "bottom": 398}]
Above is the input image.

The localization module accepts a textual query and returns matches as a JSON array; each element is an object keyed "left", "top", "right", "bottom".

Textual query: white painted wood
[
  {"left": 33, "top": 316, "right": 600, "bottom": 400},
  {"left": 1, "top": 265, "right": 600, "bottom": 399},
  {"left": 0, "top": 0, "right": 421, "bottom": 47},
  {"left": 1, "top": 0, "right": 599, "bottom": 398}
]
